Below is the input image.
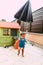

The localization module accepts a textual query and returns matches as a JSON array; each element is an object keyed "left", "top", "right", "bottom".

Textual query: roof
[
  {"left": 32, "top": 7, "right": 43, "bottom": 13},
  {"left": 0, "top": 22, "right": 20, "bottom": 29}
]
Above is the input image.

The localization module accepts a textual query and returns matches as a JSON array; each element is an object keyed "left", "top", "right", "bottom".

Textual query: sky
[{"left": 0, "top": 0, "right": 43, "bottom": 21}]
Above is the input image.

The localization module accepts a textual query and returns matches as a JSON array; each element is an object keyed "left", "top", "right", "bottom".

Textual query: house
[
  {"left": 31, "top": 7, "right": 43, "bottom": 33},
  {"left": 17, "top": 7, "right": 43, "bottom": 33},
  {"left": 0, "top": 22, "right": 20, "bottom": 47}
]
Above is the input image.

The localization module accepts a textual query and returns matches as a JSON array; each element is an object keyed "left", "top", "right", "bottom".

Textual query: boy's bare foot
[
  {"left": 22, "top": 55, "right": 24, "bottom": 57},
  {"left": 17, "top": 53, "right": 19, "bottom": 56}
]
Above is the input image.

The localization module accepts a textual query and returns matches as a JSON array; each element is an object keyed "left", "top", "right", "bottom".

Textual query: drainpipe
[
  {"left": 42, "top": 21, "right": 43, "bottom": 33},
  {"left": 30, "top": 21, "right": 32, "bottom": 32}
]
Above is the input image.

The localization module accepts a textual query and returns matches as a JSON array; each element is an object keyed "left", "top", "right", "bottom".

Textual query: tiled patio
[{"left": 0, "top": 43, "right": 43, "bottom": 65}]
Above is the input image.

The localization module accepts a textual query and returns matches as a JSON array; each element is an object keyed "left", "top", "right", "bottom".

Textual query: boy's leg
[
  {"left": 22, "top": 48, "right": 24, "bottom": 57},
  {"left": 18, "top": 47, "right": 20, "bottom": 56}
]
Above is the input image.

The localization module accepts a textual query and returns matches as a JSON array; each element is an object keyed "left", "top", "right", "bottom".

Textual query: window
[
  {"left": 3, "top": 29, "right": 9, "bottom": 36},
  {"left": 11, "top": 29, "right": 17, "bottom": 36}
]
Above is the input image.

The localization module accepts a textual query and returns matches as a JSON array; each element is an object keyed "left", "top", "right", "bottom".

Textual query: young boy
[{"left": 18, "top": 33, "right": 26, "bottom": 57}]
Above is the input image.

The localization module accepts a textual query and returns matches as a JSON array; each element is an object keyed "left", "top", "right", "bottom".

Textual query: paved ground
[
  {"left": 0, "top": 42, "right": 43, "bottom": 65},
  {"left": 25, "top": 33, "right": 43, "bottom": 46}
]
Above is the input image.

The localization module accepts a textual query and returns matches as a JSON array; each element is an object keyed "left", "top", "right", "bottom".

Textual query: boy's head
[{"left": 20, "top": 33, "right": 25, "bottom": 39}]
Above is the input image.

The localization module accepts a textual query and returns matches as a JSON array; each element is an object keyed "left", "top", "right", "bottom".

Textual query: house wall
[
  {"left": 0, "top": 28, "right": 11, "bottom": 36},
  {"left": 31, "top": 7, "right": 43, "bottom": 33},
  {"left": 20, "top": 7, "right": 43, "bottom": 33},
  {"left": 0, "top": 28, "right": 3, "bottom": 36},
  {"left": 0, "top": 28, "right": 14, "bottom": 47},
  {"left": 0, "top": 28, "right": 20, "bottom": 47},
  {"left": 0, "top": 36, "right": 14, "bottom": 47}
]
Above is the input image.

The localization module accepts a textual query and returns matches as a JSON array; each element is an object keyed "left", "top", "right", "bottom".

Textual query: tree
[{"left": 1, "top": 19, "right": 6, "bottom": 22}]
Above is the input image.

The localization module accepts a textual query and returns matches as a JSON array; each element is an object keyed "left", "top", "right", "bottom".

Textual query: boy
[{"left": 18, "top": 32, "right": 26, "bottom": 57}]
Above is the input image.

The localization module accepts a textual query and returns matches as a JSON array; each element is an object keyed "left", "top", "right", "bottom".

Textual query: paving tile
[{"left": 0, "top": 44, "right": 43, "bottom": 65}]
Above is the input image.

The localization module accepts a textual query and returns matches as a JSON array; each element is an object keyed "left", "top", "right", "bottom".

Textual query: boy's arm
[{"left": 24, "top": 38, "right": 27, "bottom": 45}]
